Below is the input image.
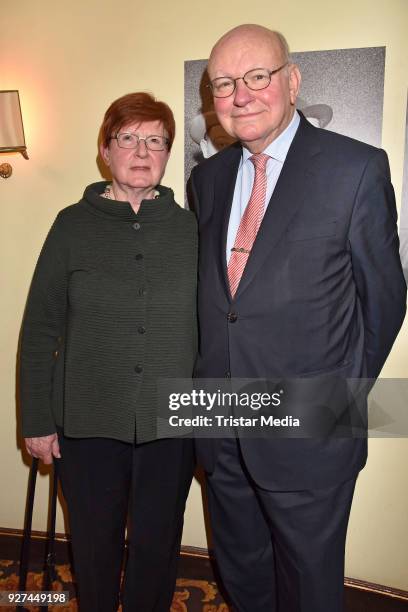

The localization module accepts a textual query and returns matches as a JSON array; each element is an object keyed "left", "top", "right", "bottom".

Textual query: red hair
[{"left": 100, "top": 92, "right": 175, "bottom": 150}]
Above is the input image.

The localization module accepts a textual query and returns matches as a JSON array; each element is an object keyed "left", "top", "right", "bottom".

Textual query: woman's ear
[{"left": 100, "top": 143, "right": 110, "bottom": 166}]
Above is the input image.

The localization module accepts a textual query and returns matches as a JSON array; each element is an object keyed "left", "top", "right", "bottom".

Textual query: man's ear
[{"left": 289, "top": 64, "right": 301, "bottom": 105}]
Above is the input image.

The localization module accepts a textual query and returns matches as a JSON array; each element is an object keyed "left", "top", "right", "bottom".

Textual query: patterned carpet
[
  {"left": 0, "top": 558, "right": 230, "bottom": 611},
  {"left": 2, "top": 555, "right": 408, "bottom": 611}
]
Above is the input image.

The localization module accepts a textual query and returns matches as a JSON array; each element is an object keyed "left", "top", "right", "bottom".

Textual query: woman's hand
[{"left": 25, "top": 433, "right": 61, "bottom": 465}]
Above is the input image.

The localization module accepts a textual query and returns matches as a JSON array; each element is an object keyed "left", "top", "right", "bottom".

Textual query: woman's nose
[{"left": 134, "top": 139, "right": 149, "bottom": 157}]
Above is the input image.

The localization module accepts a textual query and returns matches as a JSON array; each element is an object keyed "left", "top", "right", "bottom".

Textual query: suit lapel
[
  {"left": 233, "top": 117, "right": 322, "bottom": 300},
  {"left": 212, "top": 144, "right": 242, "bottom": 299}
]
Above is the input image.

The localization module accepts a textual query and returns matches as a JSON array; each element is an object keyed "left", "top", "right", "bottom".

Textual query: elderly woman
[{"left": 20, "top": 92, "right": 197, "bottom": 611}]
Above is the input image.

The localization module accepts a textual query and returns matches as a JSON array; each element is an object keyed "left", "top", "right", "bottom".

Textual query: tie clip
[{"left": 231, "top": 247, "right": 251, "bottom": 254}]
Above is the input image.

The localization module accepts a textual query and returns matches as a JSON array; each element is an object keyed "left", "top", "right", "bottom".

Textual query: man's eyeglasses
[
  {"left": 208, "top": 63, "right": 288, "bottom": 98},
  {"left": 111, "top": 133, "right": 169, "bottom": 151}
]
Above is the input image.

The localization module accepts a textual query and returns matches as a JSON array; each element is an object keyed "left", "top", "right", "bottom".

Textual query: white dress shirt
[{"left": 226, "top": 111, "right": 300, "bottom": 263}]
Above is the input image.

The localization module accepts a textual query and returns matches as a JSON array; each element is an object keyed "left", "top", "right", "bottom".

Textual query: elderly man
[{"left": 188, "top": 24, "right": 406, "bottom": 612}]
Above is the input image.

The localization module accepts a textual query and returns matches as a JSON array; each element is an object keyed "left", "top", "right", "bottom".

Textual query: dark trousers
[
  {"left": 206, "top": 437, "right": 356, "bottom": 612},
  {"left": 57, "top": 432, "right": 194, "bottom": 612}
]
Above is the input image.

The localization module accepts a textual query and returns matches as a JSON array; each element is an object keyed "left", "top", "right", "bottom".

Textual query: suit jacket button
[
  {"left": 227, "top": 312, "right": 238, "bottom": 323},
  {"left": 225, "top": 371, "right": 231, "bottom": 378}
]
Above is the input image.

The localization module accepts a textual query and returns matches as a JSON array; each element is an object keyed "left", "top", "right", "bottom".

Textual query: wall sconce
[{"left": 0, "top": 90, "right": 28, "bottom": 178}]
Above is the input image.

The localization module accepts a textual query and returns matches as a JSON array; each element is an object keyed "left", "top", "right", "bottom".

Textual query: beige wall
[{"left": 1, "top": 0, "right": 407, "bottom": 591}]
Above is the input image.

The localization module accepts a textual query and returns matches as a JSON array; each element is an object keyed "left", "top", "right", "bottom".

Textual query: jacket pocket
[
  {"left": 297, "top": 359, "right": 352, "bottom": 378},
  {"left": 287, "top": 221, "right": 337, "bottom": 242}
]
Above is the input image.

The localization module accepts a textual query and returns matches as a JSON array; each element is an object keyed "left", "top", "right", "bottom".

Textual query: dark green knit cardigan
[{"left": 20, "top": 181, "right": 197, "bottom": 444}]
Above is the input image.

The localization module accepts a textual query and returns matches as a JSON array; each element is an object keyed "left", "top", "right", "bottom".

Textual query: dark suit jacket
[{"left": 188, "top": 114, "right": 406, "bottom": 490}]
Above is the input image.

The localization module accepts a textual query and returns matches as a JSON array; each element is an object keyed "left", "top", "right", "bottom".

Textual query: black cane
[
  {"left": 18, "top": 458, "right": 39, "bottom": 593},
  {"left": 17, "top": 457, "right": 39, "bottom": 611},
  {"left": 43, "top": 459, "right": 59, "bottom": 599},
  {"left": 18, "top": 458, "right": 60, "bottom": 612}
]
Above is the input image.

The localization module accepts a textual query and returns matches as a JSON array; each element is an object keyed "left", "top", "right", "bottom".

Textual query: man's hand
[{"left": 25, "top": 433, "right": 61, "bottom": 465}]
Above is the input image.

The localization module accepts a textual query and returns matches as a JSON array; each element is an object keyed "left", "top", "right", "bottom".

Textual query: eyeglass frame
[
  {"left": 208, "top": 62, "right": 289, "bottom": 98},
  {"left": 110, "top": 132, "right": 170, "bottom": 151}
]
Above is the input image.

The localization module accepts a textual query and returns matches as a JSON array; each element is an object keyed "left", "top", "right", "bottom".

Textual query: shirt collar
[{"left": 242, "top": 110, "right": 300, "bottom": 164}]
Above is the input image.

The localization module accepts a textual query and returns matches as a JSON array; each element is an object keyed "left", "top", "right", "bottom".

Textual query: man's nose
[{"left": 233, "top": 79, "right": 254, "bottom": 106}]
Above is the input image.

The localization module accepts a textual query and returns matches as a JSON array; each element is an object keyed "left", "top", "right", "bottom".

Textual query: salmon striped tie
[{"left": 228, "top": 153, "right": 270, "bottom": 297}]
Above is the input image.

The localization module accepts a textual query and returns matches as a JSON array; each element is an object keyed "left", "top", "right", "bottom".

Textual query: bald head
[
  {"left": 206, "top": 24, "right": 301, "bottom": 153},
  {"left": 208, "top": 25, "right": 290, "bottom": 76}
]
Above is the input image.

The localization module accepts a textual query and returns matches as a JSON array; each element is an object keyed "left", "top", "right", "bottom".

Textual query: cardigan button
[
  {"left": 139, "top": 287, "right": 147, "bottom": 296},
  {"left": 134, "top": 364, "right": 143, "bottom": 374},
  {"left": 135, "top": 253, "right": 144, "bottom": 261},
  {"left": 133, "top": 222, "right": 141, "bottom": 230},
  {"left": 138, "top": 326, "right": 146, "bottom": 334}
]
